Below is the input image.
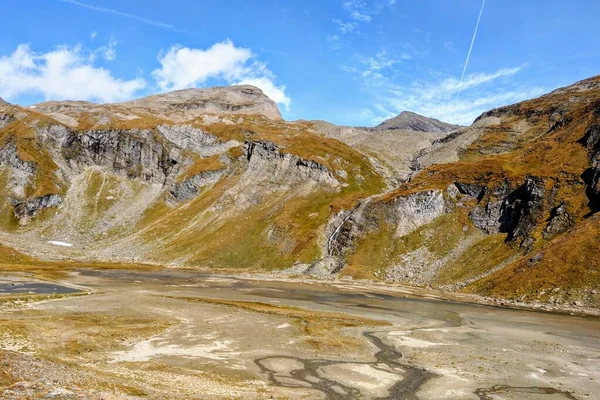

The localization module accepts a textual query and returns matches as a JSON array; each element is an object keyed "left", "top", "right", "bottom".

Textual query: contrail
[
  {"left": 59, "top": 0, "right": 190, "bottom": 34},
  {"left": 458, "top": 0, "right": 486, "bottom": 92},
  {"left": 59, "top": 0, "right": 288, "bottom": 57}
]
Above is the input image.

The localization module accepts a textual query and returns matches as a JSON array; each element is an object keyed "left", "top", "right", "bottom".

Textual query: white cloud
[
  {"left": 152, "top": 40, "right": 291, "bottom": 109},
  {"left": 152, "top": 40, "right": 252, "bottom": 91},
  {"left": 92, "top": 37, "right": 118, "bottom": 61},
  {"left": 444, "top": 65, "right": 526, "bottom": 93},
  {"left": 90, "top": 31, "right": 97, "bottom": 40},
  {"left": 350, "top": 10, "right": 371, "bottom": 22},
  {"left": 0, "top": 43, "right": 146, "bottom": 103},
  {"left": 352, "top": 49, "right": 410, "bottom": 87},
  {"left": 236, "top": 77, "right": 291, "bottom": 111},
  {"left": 360, "top": 50, "right": 397, "bottom": 71},
  {"left": 360, "top": 65, "right": 542, "bottom": 125},
  {"left": 333, "top": 19, "right": 358, "bottom": 34},
  {"left": 331, "top": 0, "right": 396, "bottom": 46}
]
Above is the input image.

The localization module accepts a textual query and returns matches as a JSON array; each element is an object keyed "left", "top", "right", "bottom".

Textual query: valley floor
[{"left": 0, "top": 268, "right": 599, "bottom": 399}]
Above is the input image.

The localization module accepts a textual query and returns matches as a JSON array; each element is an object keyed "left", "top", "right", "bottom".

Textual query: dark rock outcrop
[
  {"left": 468, "top": 177, "right": 546, "bottom": 248},
  {"left": 580, "top": 121, "right": 600, "bottom": 210},
  {"left": 169, "top": 170, "right": 226, "bottom": 202},
  {"left": 543, "top": 202, "right": 572, "bottom": 240},
  {"left": 9, "top": 194, "right": 63, "bottom": 225}
]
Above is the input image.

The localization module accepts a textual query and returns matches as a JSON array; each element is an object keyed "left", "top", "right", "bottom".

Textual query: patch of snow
[
  {"left": 277, "top": 323, "right": 291, "bottom": 329},
  {"left": 48, "top": 241, "right": 73, "bottom": 247}
]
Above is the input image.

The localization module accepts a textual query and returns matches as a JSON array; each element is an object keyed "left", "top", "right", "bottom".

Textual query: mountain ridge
[
  {"left": 0, "top": 75, "right": 599, "bottom": 309},
  {"left": 28, "top": 84, "right": 282, "bottom": 127}
]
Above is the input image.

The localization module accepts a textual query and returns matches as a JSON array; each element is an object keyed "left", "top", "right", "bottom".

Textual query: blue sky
[{"left": 0, "top": 0, "right": 598, "bottom": 126}]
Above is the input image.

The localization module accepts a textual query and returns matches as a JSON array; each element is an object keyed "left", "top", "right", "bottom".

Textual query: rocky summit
[
  {"left": 373, "top": 110, "right": 461, "bottom": 133},
  {"left": 1, "top": 77, "right": 600, "bottom": 310}
]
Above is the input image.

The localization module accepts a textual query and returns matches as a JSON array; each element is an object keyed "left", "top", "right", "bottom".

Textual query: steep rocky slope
[
  {"left": 325, "top": 75, "right": 600, "bottom": 308},
  {"left": 1, "top": 77, "right": 599, "bottom": 309},
  {"left": 0, "top": 86, "right": 383, "bottom": 271}
]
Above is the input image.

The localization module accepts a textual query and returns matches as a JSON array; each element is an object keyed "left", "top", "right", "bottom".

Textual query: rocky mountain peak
[
  {"left": 373, "top": 111, "right": 460, "bottom": 133},
  {"left": 121, "top": 84, "right": 282, "bottom": 121},
  {"left": 0, "top": 97, "right": 9, "bottom": 106}
]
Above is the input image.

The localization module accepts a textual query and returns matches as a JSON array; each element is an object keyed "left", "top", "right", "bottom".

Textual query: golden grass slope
[{"left": 344, "top": 76, "right": 600, "bottom": 303}]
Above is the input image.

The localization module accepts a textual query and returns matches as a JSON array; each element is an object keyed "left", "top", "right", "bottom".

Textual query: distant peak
[
  {"left": 373, "top": 110, "right": 461, "bottom": 133},
  {"left": 0, "top": 97, "right": 9, "bottom": 106}
]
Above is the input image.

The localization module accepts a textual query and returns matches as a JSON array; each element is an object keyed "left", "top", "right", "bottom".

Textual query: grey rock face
[
  {"left": 582, "top": 122, "right": 600, "bottom": 210},
  {"left": 157, "top": 124, "right": 240, "bottom": 157},
  {"left": 0, "top": 141, "right": 36, "bottom": 198},
  {"left": 170, "top": 169, "right": 226, "bottom": 202},
  {"left": 0, "top": 112, "right": 14, "bottom": 130},
  {"left": 326, "top": 198, "right": 373, "bottom": 258},
  {"left": 326, "top": 189, "right": 446, "bottom": 263},
  {"left": 10, "top": 194, "right": 63, "bottom": 225},
  {"left": 392, "top": 190, "right": 446, "bottom": 237},
  {"left": 244, "top": 140, "right": 338, "bottom": 187},
  {"left": 469, "top": 177, "right": 547, "bottom": 248},
  {"left": 0, "top": 133, "right": 63, "bottom": 222},
  {"left": 508, "top": 177, "right": 546, "bottom": 247},
  {"left": 543, "top": 202, "right": 572, "bottom": 240},
  {"left": 454, "top": 182, "right": 486, "bottom": 199},
  {"left": 0, "top": 123, "right": 192, "bottom": 222},
  {"left": 57, "top": 128, "right": 180, "bottom": 184},
  {"left": 0, "top": 142, "right": 36, "bottom": 174},
  {"left": 373, "top": 111, "right": 461, "bottom": 133}
]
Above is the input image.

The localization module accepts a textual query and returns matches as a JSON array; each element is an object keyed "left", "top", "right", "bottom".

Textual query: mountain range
[{"left": 1, "top": 76, "right": 599, "bottom": 308}]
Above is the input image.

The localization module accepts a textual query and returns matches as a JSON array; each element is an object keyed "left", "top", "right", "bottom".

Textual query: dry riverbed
[{"left": 0, "top": 269, "right": 598, "bottom": 399}]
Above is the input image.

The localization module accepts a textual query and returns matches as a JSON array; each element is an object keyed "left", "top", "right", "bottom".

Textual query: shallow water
[{"left": 0, "top": 282, "right": 80, "bottom": 295}]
